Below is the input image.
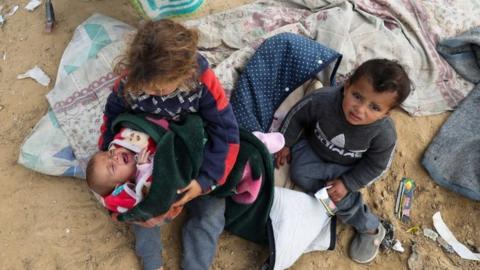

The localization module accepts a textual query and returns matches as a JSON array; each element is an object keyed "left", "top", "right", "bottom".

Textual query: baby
[{"left": 86, "top": 128, "right": 156, "bottom": 213}]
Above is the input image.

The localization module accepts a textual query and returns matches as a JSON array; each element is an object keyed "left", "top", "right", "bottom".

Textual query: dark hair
[
  {"left": 350, "top": 59, "right": 412, "bottom": 107},
  {"left": 115, "top": 19, "right": 199, "bottom": 96}
]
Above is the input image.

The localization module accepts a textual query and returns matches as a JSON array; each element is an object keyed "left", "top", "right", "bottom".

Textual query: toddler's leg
[
  {"left": 336, "top": 192, "right": 385, "bottom": 264},
  {"left": 335, "top": 192, "right": 379, "bottom": 233},
  {"left": 182, "top": 196, "right": 226, "bottom": 270},
  {"left": 290, "top": 139, "right": 351, "bottom": 193},
  {"left": 132, "top": 224, "right": 163, "bottom": 270}
]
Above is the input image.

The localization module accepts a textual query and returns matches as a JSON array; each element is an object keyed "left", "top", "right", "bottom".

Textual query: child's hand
[
  {"left": 172, "top": 179, "right": 202, "bottom": 207},
  {"left": 326, "top": 179, "right": 348, "bottom": 203},
  {"left": 275, "top": 146, "right": 291, "bottom": 168},
  {"left": 137, "top": 147, "right": 151, "bottom": 164}
]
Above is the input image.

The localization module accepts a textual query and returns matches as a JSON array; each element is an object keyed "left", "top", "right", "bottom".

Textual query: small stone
[
  {"left": 65, "top": 228, "right": 70, "bottom": 234},
  {"left": 466, "top": 239, "right": 475, "bottom": 247},
  {"left": 408, "top": 243, "right": 423, "bottom": 270},
  {"left": 0, "top": 105, "right": 4, "bottom": 111}
]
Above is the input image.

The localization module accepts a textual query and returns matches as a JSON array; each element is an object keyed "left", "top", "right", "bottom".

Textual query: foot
[{"left": 349, "top": 223, "right": 386, "bottom": 264}]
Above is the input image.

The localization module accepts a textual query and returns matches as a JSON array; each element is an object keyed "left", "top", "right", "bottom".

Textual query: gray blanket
[{"left": 422, "top": 27, "right": 480, "bottom": 201}]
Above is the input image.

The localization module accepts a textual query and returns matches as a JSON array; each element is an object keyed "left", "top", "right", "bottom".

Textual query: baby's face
[{"left": 94, "top": 147, "right": 137, "bottom": 188}]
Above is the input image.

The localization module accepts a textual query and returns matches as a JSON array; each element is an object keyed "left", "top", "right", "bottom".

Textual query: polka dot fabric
[{"left": 230, "top": 33, "right": 342, "bottom": 132}]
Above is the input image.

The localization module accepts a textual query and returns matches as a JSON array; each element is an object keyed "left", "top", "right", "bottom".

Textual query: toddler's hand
[
  {"left": 326, "top": 179, "right": 348, "bottom": 203},
  {"left": 172, "top": 179, "right": 202, "bottom": 208},
  {"left": 137, "top": 147, "right": 151, "bottom": 164},
  {"left": 275, "top": 146, "right": 291, "bottom": 168}
]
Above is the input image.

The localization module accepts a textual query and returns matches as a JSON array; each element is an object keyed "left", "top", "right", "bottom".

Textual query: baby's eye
[
  {"left": 352, "top": 92, "right": 361, "bottom": 100},
  {"left": 370, "top": 104, "right": 381, "bottom": 112}
]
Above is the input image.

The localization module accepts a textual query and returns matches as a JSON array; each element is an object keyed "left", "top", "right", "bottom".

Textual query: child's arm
[
  {"left": 276, "top": 94, "right": 317, "bottom": 168},
  {"left": 280, "top": 95, "right": 317, "bottom": 147},
  {"left": 196, "top": 59, "right": 240, "bottom": 193},
  {"left": 340, "top": 127, "right": 396, "bottom": 192},
  {"left": 98, "top": 79, "right": 129, "bottom": 150}
]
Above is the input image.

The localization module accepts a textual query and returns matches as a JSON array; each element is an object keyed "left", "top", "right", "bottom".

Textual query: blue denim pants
[
  {"left": 290, "top": 139, "right": 379, "bottom": 233},
  {"left": 133, "top": 195, "right": 226, "bottom": 270}
]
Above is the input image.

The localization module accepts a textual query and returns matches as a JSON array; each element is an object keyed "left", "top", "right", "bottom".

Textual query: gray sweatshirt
[{"left": 280, "top": 85, "right": 396, "bottom": 192}]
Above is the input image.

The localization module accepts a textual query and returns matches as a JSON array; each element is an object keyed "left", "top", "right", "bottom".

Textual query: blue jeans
[
  {"left": 133, "top": 195, "right": 226, "bottom": 270},
  {"left": 132, "top": 224, "right": 162, "bottom": 270},
  {"left": 290, "top": 139, "right": 379, "bottom": 233}
]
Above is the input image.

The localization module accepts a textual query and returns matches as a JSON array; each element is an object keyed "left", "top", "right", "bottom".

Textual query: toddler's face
[
  {"left": 94, "top": 147, "right": 137, "bottom": 188},
  {"left": 342, "top": 77, "right": 397, "bottom": 125}
]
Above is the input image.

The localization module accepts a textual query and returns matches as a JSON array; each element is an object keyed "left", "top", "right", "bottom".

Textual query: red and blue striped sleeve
[
  {"left": 197, "top": 65, "right": 240, "bottom": 192},
  {"left": 98, "top": 78, "right": 129, "bottom": 151}
]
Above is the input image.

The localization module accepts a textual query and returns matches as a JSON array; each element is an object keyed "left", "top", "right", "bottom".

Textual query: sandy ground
[{"left": 0, "top": 0, "right": 479, "bottom": 269}]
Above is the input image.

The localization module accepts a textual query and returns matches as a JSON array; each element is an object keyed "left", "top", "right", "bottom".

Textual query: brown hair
[
  {"left": 350, "top": 59, "right": 412, "bottom": 107},
  {"left": 115, "top": 19, "right": 199, "bottom": 96}
]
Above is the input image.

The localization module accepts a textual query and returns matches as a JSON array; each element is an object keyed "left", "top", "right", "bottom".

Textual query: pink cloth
[
  {"left": 104, "top": 163, "right": 153, "bottom": 213},
  {"left": 232, "top": 132, "right": 285, "bottom": 204},
  {"left": 232, "top": 161, "right": 262, "bottom": 204}
]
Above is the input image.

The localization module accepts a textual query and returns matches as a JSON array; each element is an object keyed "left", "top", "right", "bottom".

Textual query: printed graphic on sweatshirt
[{"left": 314, "top": 122, "right": 367, "bottom": 158}]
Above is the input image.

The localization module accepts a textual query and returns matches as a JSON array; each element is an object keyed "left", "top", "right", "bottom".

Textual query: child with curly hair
[{"left": 97, "top": 19, "right": 239, "bottom": 270}]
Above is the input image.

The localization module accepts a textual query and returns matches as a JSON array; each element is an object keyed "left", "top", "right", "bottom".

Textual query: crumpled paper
[
  {"left": 433, "top": 212, "right": 480, "bottom": 261},
  {"left": 17, "top": 66, "right": 51, "bottom": 86}
]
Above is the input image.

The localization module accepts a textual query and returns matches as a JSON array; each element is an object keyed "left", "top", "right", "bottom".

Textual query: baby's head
[
  {"left": 117, "top": 19, "right": 199, "bottom": 97},
  {"left": 343, "top": 59, "right": 412, "bottom": 125},
  {"left": 86, "top": 147, "right": 138, "bottom": 196}
]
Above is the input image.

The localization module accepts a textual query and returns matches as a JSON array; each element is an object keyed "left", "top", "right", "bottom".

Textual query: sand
[{"left": 0, "top": 0, "right": 478, "bottom": 269}]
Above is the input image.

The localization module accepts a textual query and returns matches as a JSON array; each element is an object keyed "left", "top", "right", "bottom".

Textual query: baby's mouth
[
  {"left": 350, "top": 112, "right": 362, "bottom": 121},
  {"left": 122, "top": 153, "right": 130, "bottom": 164}
]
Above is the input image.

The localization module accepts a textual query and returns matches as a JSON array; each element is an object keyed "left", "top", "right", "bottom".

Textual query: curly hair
[
  {"left": 350, "top": 59, "right": 413, "bottom": 107},
  {"left": 115, "top": 19, "right": 199, "bottom": 96}
]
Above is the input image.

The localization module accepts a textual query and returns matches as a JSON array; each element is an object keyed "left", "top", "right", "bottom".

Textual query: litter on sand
[
  {"left": 433, "top": 212, "right": 480, "bottom": 260},
  {"left": 395, "top": 177, "right": 416, "bottom": 222},
  {"left": 380, "top": 219, "right": 395, "bottom": 250},
  {"left": 0, "top": 5, "right": 19, "bottom": 26},
  {"left": 392, "top": 240, "right": 405, "bottom": 253},
  {"left": 423, "top": 228, "right": 439, "bottom": 241},
  {"left": 406, "top": 225, "right": 421, "bottom": 234},
  {"left": 6, "top": 5, "right": 19, "bottom": 16},
  {"left": 25, "top": 0, "right": 42, "bottom": 11},
  {"left": 437, "top": 237, "right": 455, "bottom": 254},
  {"left": 17, "top": 66, "right": 51, "bottom": 86}
]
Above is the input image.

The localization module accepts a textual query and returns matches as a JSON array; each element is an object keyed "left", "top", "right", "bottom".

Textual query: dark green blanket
[{"left": 111, "top": 113, "right": 273, "bottom": 244}]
